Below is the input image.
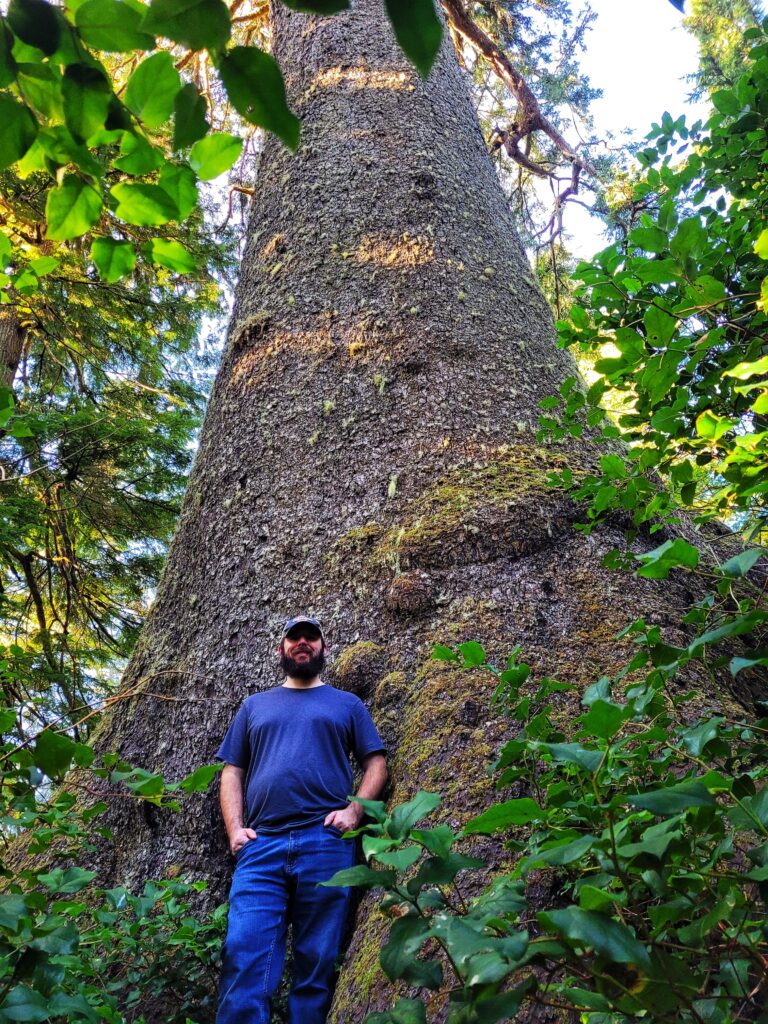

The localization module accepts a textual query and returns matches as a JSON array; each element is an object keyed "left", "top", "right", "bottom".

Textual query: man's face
[{"left": 279, "top": 627, "right": 325, "bottom": 680}]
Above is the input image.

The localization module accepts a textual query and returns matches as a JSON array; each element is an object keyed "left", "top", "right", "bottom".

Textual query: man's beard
[{"left": 280, "top": 647, "right": 325, "bottom": 681}]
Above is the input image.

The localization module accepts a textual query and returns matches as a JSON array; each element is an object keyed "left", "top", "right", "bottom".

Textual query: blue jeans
[{"left": 217, "top": 822, "right": 357, "bottom": 1024}]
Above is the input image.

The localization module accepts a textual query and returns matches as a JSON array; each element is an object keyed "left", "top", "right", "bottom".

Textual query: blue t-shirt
[{"left": 216, "top": 684, "right": 385, "bottom": 832}]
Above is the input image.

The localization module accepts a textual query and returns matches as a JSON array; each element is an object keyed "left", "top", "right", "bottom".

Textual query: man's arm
[
  {"left": 220, "top": 763, "right": 257, "bottom": 855},
  {"left": 324, "top": 752, "right": 388, "bottom": 832}
]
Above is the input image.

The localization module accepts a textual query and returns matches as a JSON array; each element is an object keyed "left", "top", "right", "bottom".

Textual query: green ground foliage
[{"left": 0, "top": 2, "right": 767, "bottom": 1023}]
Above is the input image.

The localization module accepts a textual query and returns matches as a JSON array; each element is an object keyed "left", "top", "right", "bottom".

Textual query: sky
[{"left": 565, "top": 0, "right": 709, "bottom": 257}]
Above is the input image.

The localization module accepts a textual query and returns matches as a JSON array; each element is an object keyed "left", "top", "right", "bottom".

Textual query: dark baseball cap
[{"left": 281, "top": 616, "right": 325, "bottom": 642}]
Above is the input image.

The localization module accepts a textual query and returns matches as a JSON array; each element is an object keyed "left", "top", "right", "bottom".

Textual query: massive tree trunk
[{"left": 88, "top": 0, "right": 735, "bottom": 1019}]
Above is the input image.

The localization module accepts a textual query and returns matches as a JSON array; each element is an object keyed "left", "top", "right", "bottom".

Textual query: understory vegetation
[{"left": 0, "top": 0, "right": 766, "bottom": 1021}]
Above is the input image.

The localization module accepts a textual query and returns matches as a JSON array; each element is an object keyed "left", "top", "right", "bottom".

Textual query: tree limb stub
[{"left": 440, "top": 0, "right": 597, "bottom": 180}]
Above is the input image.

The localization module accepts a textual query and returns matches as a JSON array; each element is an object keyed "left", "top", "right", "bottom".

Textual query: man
[{"left": 216, "top": 615, "right": 388, "bottom": 1024}]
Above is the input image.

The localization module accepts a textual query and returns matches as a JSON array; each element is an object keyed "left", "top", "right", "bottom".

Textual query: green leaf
[
  {"left": 754, "top": 228, "right": 768, "bottom": 259},
  {"left": 578, "top": 884, "right": 625, "bottom": 912},
  {"left": 629, "top": 225, "right": 669, "bottom": 253},
  {"left": 33, "top": 729, "right": 78, "bottom": 777},
  {"left": 389, "top": 790, "right": 441, "bottom": 837},
  {"left": 680, "top": 717, "right": 723, "bottom": 757},
  {"left": 318, "top": 864, "right": 396, "bottom": 888},
  {"left": 366, "top": 999, "right": 426, "bottom": 1024},
  {"left": 36, "top": 866, "right": 97, "bottom": 893},
  {"left": 431, "top": 644, "right": 459, "bottom": 662},
  {"left": 0, "top": 93, "right": 38, "bottom": 170},
  {"left": 644, "top": 304, "right": 677, "bottom": 348},
  {"left": 142, "top": 0, "right": 230, "bottom": 52},
  {"left": 7, "top": 0, "right": 60, "bottom": 55},
  {"left": 712, "top": 88, "right": 740, "bottom": 116},
  {"left": 173, "top": 82, "right": 209, "bottom": 150},
  {"left": 457, "top": 640, "right": 486, "bottom": 666},
  {"left": 62, "top": 63, "right": 111, "bottom": 141},
  {"left": 188, "top": 132, "right": 243, "bottom": 180},
  {"left": 384, "top": 0, "right": 442, "bottom": 78},
  {"left": 730, "top": 652, "right": 768, "bottom": 675},
  {"left": 534, "top": 741, "right": 603, "bottom": 773},
  {"left": 217, "top": 46, "right": 299, "bottom": 150},
  {"left": 538, "top": 907, "right": 650, "bottom": 968},
  {"left": 124, "top": 51, "right": 181, "bottom": 128},
  {"left": 381, "top": 915, "right": 442, "bottom": 988},
  {"left": 91, "top": 237, "right": 136, "bottom": 282},
  {"left": 0, "top": 984, "right": 52, "bottom": 1022},
  {"left": 0, "top": 22, "right": 17, "bottom": 88},
  {"left": 111, "top": 182, "right": 178, "bottom": 225},
  {"left": 725, "top": 354, "right": 768, "bottom": 379},
  {"left": 628, "top": 780, "right": 715, "bottom": 815},
  {"left": 579, "top": 699, "right": 628, "bottom": 740},
  {"left": 143, "top": 238, "right": 196, "bottom": 273},
  {"left": 463, "top": 798, "right": 545, "bottom": 835},
  {"left": 521, "top": 834, "right": 594, "bottom": 872},
  {"left": 75, "top": 0, "right": 155, "bottom": 51},
  {"left": 113, "top": 130, "right": 163, "bottom": 174},
  {"left": 719, "top": 548, "right": 764, "bottom": 578},
  {"left": 45, "top": 174, "right": 102, "bottom": 240},
  {"left": 410, "top": 824, "right": 455, "bottom": 858},
  {"left": 695, "top": 409, "right": 737, "bottom": 441},
  {"left": 158, "top": 161, "right": 198, "bottom": 219},
  {"left": 175, "top": 761, "right": 222, "bottom": 792},
  {"left": 635, "top": 538, "right": 699, "bottom": 579}
]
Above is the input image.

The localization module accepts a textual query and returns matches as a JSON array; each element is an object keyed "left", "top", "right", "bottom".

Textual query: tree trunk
[
  {"left": 0, "top": 310, "right": 25, "bottom": 389},
  {"left": 87, "top": 1, "right": 735, "bottom": 1018}
]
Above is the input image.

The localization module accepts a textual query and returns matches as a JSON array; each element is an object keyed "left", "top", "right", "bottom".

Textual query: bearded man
[{"left": 216, "top": 615, "right": 388, "bottom": 1024}]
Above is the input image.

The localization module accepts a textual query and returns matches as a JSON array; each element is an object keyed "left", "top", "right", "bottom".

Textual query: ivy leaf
[
  {"left": 110, "top": 182, "right": 178, "bottom": 225},
  {"left": 143, "top": 238, "right": 196, "bottom": 273},
  {"left": 635, "top": 538, "right": 699, "bottom": 579},
  {"left": 188, "top": 132, "right": 243, "bottom": 180},
  {"left": 384, "top": 0, "right": 443, "bottom": 78},
  {"left": 158, "top": 161, "right": 198, "bottom": 219},
  {"left": 33, "top": 729, "right": 78, "bottom": 777},
  {"left": 45, "top": 174, "right": 102, "bottom": 240},
  {"left": 75, "top": 0, "right": 156, "bottom": 51},
  {"left": 0, "top": 94, "right": 38, "bottom": 170},
  {"left": 628, "top": 780, "right": 715, "bottom": 815},
  {"left": 173, "top": 82, "right": 209, "bottom": 150},
  {"left": 7, "top": 0, "right": 60, "bottom": 55},
  {"left": 718, "top": 549, "right": 763, "bottom": 578},
  {"left": 36, "top": 866, "right": 97, "bottom": 893},
  {"left": 0, "top": 985, "right": 52, "bottom": 1023},
  {"left": 142, "top": 0, "right": 231, "bottom": 53},
  {"left": 91, "top": 237, "right": 136, "bottom": 283},
  {"left": 538, "top": 907, "right": 651, "bottom": 968},
  {"left": 62, "top": 64, "right": 111, "bottom": 141},
  {"left": 463, "top": 798, "right": 545, "bottom": 835},
  {"left": 217, "top": 46, "right": 300, "bottom": 150},
  {"left": 124, "top": 51, "right": 181, "bottom": 128}
]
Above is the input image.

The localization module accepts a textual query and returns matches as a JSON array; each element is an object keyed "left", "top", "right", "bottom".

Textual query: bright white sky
[{"left": 566, "top": 0, "right": 709, "bottom": 257}]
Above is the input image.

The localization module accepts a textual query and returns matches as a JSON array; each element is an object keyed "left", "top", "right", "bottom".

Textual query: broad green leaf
[
  {"left": 144, "top": 238, "right": 196, "bottom": 273},
  {"left": 629, "top": 225, "right": 669, "bottom": 253},
  {"left": 384, "top": 0, "right": 442, "bottom": 78},
  {"left": 158, "top": 161, "right": 198, "bottom": 219},
  {"left": 463, "top": 798, "right": 545, "bottom": 835},
  {"left": 113, "top": 130, "right": 164, "bottom": 174},
  {"left": 37, "top": 866, "right": 97, "bottom": 893},
  {"left": 635, "top": 538, "right": 699, "bottom": 579},
  {"left": 521, "top": 834, "right": 594, "bottom": 872},
  {"left": 75, "top": 0, "right": 155, "bottom": 50},
  {"left": 406, "top": 852, "right": 483, "bottom": 891},
  {"left": 599, "top": 454, "right": 626, "bottom": 479},
  {"left": 175, "top": 761, "right": 222, "bottom": 792},
  {"left": 367, "top": 1000, "right": 426, "bottom": 1024},
  {"left": 410, "top": 824, "right": 455, "bottom": 858},
  {"left": 730, "top": 653, "right": 768, "bottom": 675},
  {"left": 644, "top": 304, "right": 677, "bottom": 348},
  {"left": 688, "top": 610, "right": 764, "bottom": 655},
  {"left": 318, "top": 864, "right": 396, "bottom": 888},
  {"left": 718, "top": 548, "right": 764, "bottom": 577},
  {"left": 374, "top": 845, "right": 421, "bottom": 871},
  {"left": 680, "top": 717, "right": 723, "bottom": 757},
  {"left": 628, "top": 779, "right": 715, "bottom": 815},
  {"left": 188, "top": 132, "right": 243, "bottom": 180},
  {"left": 7, "top": 0, "right": 60, "bottom": 55},
  {"left": 45, "top": 174, "right": 102, "bottom": 239},
  {"left": 696, "top": 409, "right": 737, "bottom": 441},
  {"left": 457, "top": 640, "right": 486, "bottom": 666},
  {"left": 380, "top": 915, "right": 442, "bottom": 988},
  {"left": 0, "top": 894, "right": 28, "bottom": 930},
  {"left": 142, "top": 0, "right": 230, "bottom": 52},
  {"left": 534, "top": 741, "right": 602, "bottom": 774},
  {"left": 431, "top": 644, "right": 459, "bottom": 662},
  {"left": 389, "top": 790, "right": 441, "bottom": 837},
  {"left": 0, "top": 22, "right": 16, "bottom": 88},
  {"left": 16, "top": 63, "right": 63, "bottom": 119},
  {"left": 538, "top": 907, "right": 650, "bottom": 968},
  {"left": 724, "top": 354, "right": 768, "bottom": 379},
  {"left": 754, "top": 228, "right": 768, "bottom": 259},
  {"left": 33, "top": 729, "right": 78, "bottom": 777},
  {"left": 712, "top": 88, "right": 740, "bottom": 115},
  {"left": 62, "top": 63, "right": 111, "bottom": 141},
  {"left": 91, "top": 237, "right": 136, "bottom": 283},
  {"left": 173, "top": 82, "right": 209, "bottom": 150},
  {"left": 579, "top": 699, "right": 628, "bottom": 740},
  {"left": 111, "top": 182, "right": 177, "bottom": 225},
  {"left": 217, "top": 46, "right": 299, "bottom": 150},
  {"left": 578, "top": 884, "right": 626, "bottom": 912},
  {"left": 30, "top": 256, "right": 58, "bottom": 275},
  {"left": 0, "top": 94, "right": 38, "bottom": 170},
  {"left": 0, "top": 984, "right": 52, "bottom": 1022},
  {"left": 124, "top": 51, "right": 181, "bottom": 128}
]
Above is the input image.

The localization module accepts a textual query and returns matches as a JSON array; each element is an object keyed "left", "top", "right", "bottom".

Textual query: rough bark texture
[
  {"left": 0, "top": 310, "right": 24, "bottom": 389},
  {"left": 85, "top": 2, "right": 740, "bottom": 1020}
]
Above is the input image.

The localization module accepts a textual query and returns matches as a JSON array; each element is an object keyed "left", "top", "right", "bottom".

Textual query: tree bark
[
  {"left": 0, "top": 310, "right": 25, "bottom": 389},
  {"left": 85, "top": 1, "right": 739, "bottom": 1019}
]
